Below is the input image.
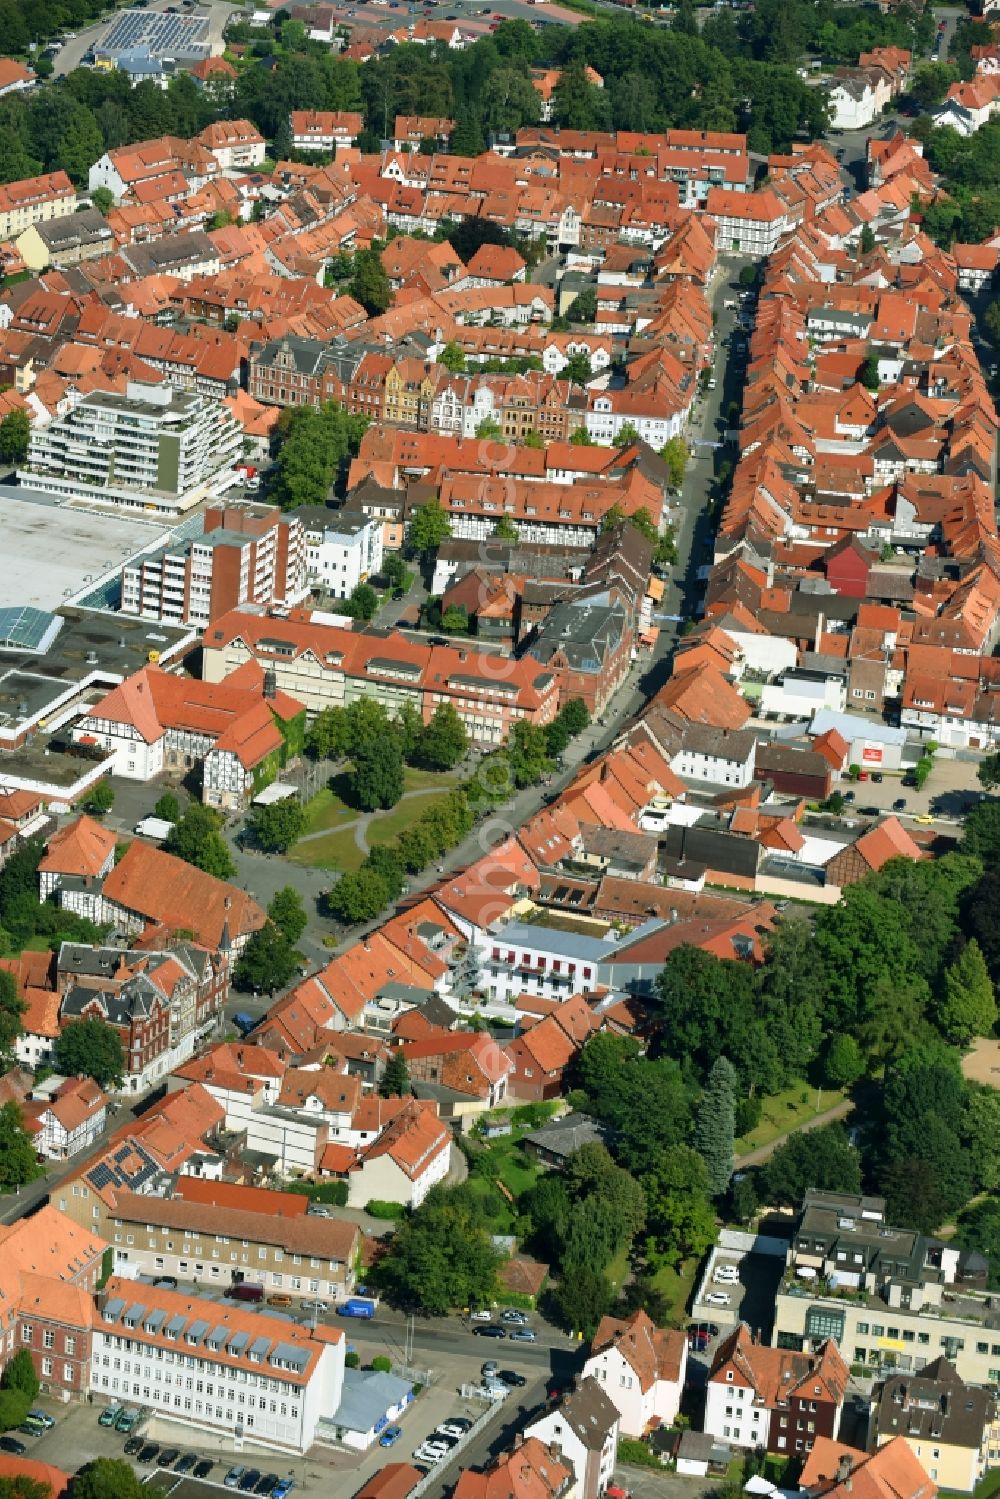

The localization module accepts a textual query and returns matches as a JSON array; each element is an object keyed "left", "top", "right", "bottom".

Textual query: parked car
[
  {"left": 225, "top": 1468, "right": 247, "bottom": 1490},
  {"left": 299, "top": 1300, "right": 328, "bottom": 1314},
  {"left": 379, "top": 1426, "right": 403, "bottom": 1447},
  {"left": 508, "top": 1328, "right": 536, "bottom": 1342},
  {"left": 267, "top": 1294, "right": 293, "bottom": 1308},
  {"left": 688, "top": 1330, "right": 709, "bottom": 1351},
  {"left": 124, "top": 1437, "right": 144, "bottom": 1457},
  {"left": 98, "top": 1406, "right": 122, "bottom": 1427},
  {"left": 154, "top": 1276, "right": 178, "bottom": 1290},
  {"left": 194, "top": 1460, "right": 215, "bottom": 1479},
  {"left": 175, "top": 1454, "right": 197, "bottom": 1474},
  {"left": 0, "top": 1438, "right": 26, "bottom": 1455},
  {"left": 436, "top": 1422, "right": 470, "bottom": 1438},
  {"left": 500, "top": 1370, "right": 526, "bottom": 1387},
  {"left": 157, "top": 1449, "right": 181, "bottom": 1467},
  {"left": 713, "top": 1266, "right": 739, "bottom": 1283},
  {"left": 273, "top": 1482, "right": 295, "bottom": 1499},
  {"left": 871, "top": 772, "right": 883, "bottom": 783},
  {"left": 473, "top": 1325, "right": 506, "bottom": 1338},
  {"left": 704, "top": 1292, "right": 731, "bottom": 1307},
  {"left": 26, "top": 1412, "right": 54, "bottom": 1430},
  {"left": 469, "top": 1309, "right": 493, "bottom": 1322},
  {"left": 255, "top": 1476, "right": 279, "bottom": 1495},
  {"left": 239, "top": 1469, "right": 262, "bottom": 1492},
  {"left": 414, "top": 1443, "right": 450, "bottom": 1464},
  {"left": 481, "top": 1360, "right": 499, "bottom": 1378},
  {"left": 138, "top": 1443, "right": 160, "bottom": 1464},
  {"left": 500, "top": 1310, "right": 528, "bottom": 1324},
  {"left": 843, "top": 790, "right": 856, "bottom": 803},
  {"left": 893, "top": 798, "right": 907, "bottom": 812}
]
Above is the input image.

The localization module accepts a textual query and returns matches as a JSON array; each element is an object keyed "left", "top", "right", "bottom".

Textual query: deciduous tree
[{"left": 53, "top": 1020, "right": 124, "bottom": 1090}]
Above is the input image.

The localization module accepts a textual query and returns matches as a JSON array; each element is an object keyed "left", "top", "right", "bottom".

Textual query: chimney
[
  {"left": 814, "top": 611, "right": 824, "bottom": 653},
  {"left": 263, "top": 667, "right": 277, "bottom": 700},
  {"left": 224, "top": 896, "right": 232, "bottom": 910},
  {"left": 838, "top": 1456, "right": 854, "bottom": 1487}
]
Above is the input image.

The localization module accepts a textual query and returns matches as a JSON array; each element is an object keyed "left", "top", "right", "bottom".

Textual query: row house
[
  {"left": 705, "top": 187, "right": 798, "bottom": 258},
  {"left": 0, "top": 1206, "right": 108, "bottom": 1403},
  {"left": 202, "top": 607, "right": 560, "bottom": 744},
  {"left": 0, "top": 170, "right": 75, "bottom": 244},
  {"left": 290, "top": 111, "right": 364, "bottom": 152},
  {"left": 705, "top": 1323, "right": 849, "bottom": 1455}
]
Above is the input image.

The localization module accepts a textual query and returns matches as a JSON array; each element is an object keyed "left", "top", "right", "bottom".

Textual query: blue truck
[
  {"left": 232, "top": 1012, "right": 257, "bottom": 1037},
  {"left": 336, "top": 1299, "right": 376, "bottom": 1319}
]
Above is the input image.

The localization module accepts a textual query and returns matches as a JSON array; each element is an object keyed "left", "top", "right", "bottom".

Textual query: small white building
[
  {"left": 343, "top": 1100, "right": 451, "bottom": 1210},
  {"left": 583, "top": 1309, "right": 688, "bottom": 1438}
]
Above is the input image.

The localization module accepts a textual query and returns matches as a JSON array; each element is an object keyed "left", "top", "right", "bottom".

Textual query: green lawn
[
  {"left": 288, "top": 768, "right": 461, "bottom": 871},
  {"left": 288, "top": 825, "right": 365, "bottom": 872},
  {"left": 734, "top": 1081, "right": 847, "bottom": 1157},
  {"left": 650, "top": 1258, "right": 697, "bottom": 1324}
]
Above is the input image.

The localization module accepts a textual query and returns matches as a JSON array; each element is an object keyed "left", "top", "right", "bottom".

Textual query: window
[
  {"left": 41, "top": 1358, "right": 52, "bottom": 1377},
  {"left": 43, "top": 1331, "right": 54, "bottom": 1349}
]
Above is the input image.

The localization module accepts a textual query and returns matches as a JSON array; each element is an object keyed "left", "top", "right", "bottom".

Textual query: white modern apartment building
[
  {"left": 91, "top": 1279, "right": 345, "bottom": 1454},
  {"left": 296, "top": 509, "right": 384, "bottom": 599},
  {"left": 21, "top": 380, "right": 242, "bottom": 517}
]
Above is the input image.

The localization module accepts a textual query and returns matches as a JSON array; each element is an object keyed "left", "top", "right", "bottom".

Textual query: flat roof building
[{"left": 21, "top": 380, "right": 242, "bottom": 518}]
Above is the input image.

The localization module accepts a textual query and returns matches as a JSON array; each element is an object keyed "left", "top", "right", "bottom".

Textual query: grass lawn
[
  {"left": 734, "top": 1081, "right": 847, "bottom": 1156},
  {"left": 288, "top": 825, "right": 365, "bottom": 873},
  {"left": 299, "top": 787, "right": 358, "bottom": 837},
  {"left": 289, "top": 768, "right": 462, "bottom": 870},
  {"left": 650, "top": 1258, "right": 697, "bottom": 1324}
]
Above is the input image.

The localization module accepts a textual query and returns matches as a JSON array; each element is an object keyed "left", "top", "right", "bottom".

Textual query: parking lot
[{"left": 690, "top": 1252, "right": 784, "bottom": 1341}]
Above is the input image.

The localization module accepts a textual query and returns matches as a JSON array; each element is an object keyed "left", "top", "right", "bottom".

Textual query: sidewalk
[{"left": 734, "top": 1096, "right": 854, "bottom": 1169}]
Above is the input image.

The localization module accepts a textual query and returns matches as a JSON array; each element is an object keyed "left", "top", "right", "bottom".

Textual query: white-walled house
[
  {"left": 28, "top": 1075, "right": 107, "bottom": 1160},
  {"left": 342, "top": 1100, "right": 451, "bottom": 1210},
  {"left": 525, "top": 1379, "right": 620, "bottom": 1499},
  {"left": 583, "top": 1309, "right": 688, "bottom": 1437}
]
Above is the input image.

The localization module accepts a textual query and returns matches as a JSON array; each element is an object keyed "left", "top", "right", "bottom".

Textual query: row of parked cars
[
  {"left": 413, "top": 1415, "right": 474, "bottom": 1468},
  {"left": 470, "top": 1308, "right": 535, "bottom": 1341},
  {"left": 99, "top": 1405, "right": 295, "bottom": 1499}
]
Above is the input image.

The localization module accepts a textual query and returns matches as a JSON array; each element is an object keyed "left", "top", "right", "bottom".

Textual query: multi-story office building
[
  {"left": 122, "top": 503, "right": 308, "bottom": 627},
  {"left": 773, "top": 1190, "right": 1000, "bottom": 1387},
  {"left": 22, "top": 380, "right": 242, "bottom": 517},
  {"left": 91, "top": 1277, "right": 345, "bottom": 1453},
  {"left": 294, "top": 508, "right": 383, "bottom": 600}
]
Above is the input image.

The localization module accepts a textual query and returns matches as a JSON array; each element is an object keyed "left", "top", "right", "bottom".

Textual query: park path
[
  {"left": 734, "top": 1096, "right": 854, "bottom": 1169},
  {"left": 293, "top": 785, "right": 459, "bottom": 852}
]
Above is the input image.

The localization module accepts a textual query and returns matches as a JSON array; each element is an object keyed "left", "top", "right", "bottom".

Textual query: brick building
[{"left": 121, "top": 502, "right": 308, "bottom": 629}]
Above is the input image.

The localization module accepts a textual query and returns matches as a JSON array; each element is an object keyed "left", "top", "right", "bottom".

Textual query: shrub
[
  {"left": 365, "top": 1200, "right": 405, "bottom": 1220},
  {"left": 372, "top": 1355, "right": 392, "bottom": 1372},
  {"left": 617, "top": 1438, "right": 662, "bottom": 1469},
  {"left": 287, "top": 1180, "right": 349, "bottom": 1206}
]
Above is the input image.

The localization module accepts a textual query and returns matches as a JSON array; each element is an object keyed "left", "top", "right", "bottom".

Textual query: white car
[
  {"left": 299, "top": 1300, "right": 328, "bottom": 1314},
  {"left": 705, "top": 1292, "right": 731, "bottom": 1307},
  {"left": 470, "top": 1310, "right": 493, "bottom": 1322},
  {"left": 714, "top": 1266, "right": 739, "bottom": 1283},
  {"left": 414, "top": 1443, "right": 450, "bottom": 1464}
]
